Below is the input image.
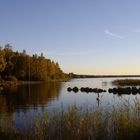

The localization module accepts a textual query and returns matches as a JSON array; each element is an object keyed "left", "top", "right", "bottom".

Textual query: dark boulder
[
  {"left": 108, "top": 88, "right": 113, "bottom": 93},
  {"left": 125, "top": 87, "right": 131, "bottom": 94},
  {"left": 80, "top": 87, "right": 85, "bottom": 92},
  {"left": 84, "top": 87, "right": 90, "bottom": 93},
  {"left": 131, "top": 87, "right": 138, "bottom": 94},
  {"left": 67, "top": 87, "right": 72, "bottom": 92},
  {"left": 73, "top": 87, "right": 79, "bottom": 92}
]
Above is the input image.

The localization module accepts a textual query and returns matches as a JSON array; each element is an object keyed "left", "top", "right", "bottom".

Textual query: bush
[
  {"left": 7, "top": 76, "right": 17, "bottom": 82},
  {"left": 0, "top": 75, "right": 2, "bottom": 81}
]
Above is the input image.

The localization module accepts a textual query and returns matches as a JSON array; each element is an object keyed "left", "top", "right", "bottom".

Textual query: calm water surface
[{"left": 0, "top": 78, "right": 140, "bottom": 129}]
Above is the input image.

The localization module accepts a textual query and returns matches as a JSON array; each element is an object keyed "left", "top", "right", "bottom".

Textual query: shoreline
[
  {"left": 1, "top": 77, "right": 140, "bottom": 92},
  {"left": 0, "top": 78, "right": 69, "bottom": 91},
  {"left": 71, "top": 74, "right": 140, "bottom": 78}
]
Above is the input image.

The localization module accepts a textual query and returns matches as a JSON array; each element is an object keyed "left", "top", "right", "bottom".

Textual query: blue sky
[{"left": 1, "top": 0, "right": 140, "bottom": 75}]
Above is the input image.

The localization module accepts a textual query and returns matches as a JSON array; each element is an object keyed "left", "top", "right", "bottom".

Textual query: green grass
[
  {"left": 0, "top": 99, "right": 140, "bottom": 140},
  {"left": 113, "top": 79, "right": 140, "bottom": 86}
]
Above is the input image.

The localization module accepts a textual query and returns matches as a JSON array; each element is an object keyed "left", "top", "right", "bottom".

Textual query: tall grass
[
  {"left": 113, "top": 79, "right": 140, "bottom": 86},
  {"left": 0, "top": 99, "right": 140, "bottom": 140}
]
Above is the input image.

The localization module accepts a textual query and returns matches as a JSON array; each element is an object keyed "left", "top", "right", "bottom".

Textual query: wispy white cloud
[
  {"left": 104, "top": 29, "right": 124, "bottom": 39},
  {"left": 132, "top": 29, "right": 140, "bottom": 33}
]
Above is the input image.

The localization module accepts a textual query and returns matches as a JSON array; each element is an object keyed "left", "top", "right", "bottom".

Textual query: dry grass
[
  {"left": 113, "top": 79, "right": 140, "bottom": 86},
  {"left": 0, "top": 99, "right": 140, "bottom": 140}
]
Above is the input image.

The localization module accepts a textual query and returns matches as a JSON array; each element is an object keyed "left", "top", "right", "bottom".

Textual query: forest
[{"left": 0, "top": 44, "right": 68, "bottom": 81}]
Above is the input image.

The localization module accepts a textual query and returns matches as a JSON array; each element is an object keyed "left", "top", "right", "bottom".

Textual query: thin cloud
[
  {"left": 132, "top": 29, "right": 140, "bottom": 33},
  {"left": 104, "top": 29, "right": 124, "bottom": 39}
]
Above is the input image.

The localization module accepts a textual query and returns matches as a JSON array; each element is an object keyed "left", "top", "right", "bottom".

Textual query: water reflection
[
  {"left": 0, "top": 78, "right": 140, "bottom": 129},
  {"left": 0, "top": 82, "right": 62, "bottom": 117}
]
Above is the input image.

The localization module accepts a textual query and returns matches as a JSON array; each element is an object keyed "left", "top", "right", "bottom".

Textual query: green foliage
[{"left": 0, "top": 44, "right": 68, "bottom": 81}]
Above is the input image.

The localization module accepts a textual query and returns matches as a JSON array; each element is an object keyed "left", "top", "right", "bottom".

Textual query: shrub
[
  {"left": 0, "top": 75, "right": 2, "bottom": 81},
  {"left": 7, "top": 76, "right": 17, "bottom": 82}
]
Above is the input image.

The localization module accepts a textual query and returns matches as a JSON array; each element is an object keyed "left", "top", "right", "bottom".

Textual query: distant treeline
[
  {"left": 69, "top": 73, "right": 140, "bottom": 78},
  {"left": 0, "top": 44, "right": 68, "bottom": 81}
]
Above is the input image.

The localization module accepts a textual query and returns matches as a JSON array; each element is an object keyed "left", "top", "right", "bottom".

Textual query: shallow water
[{"left": 0, "top": 77, "right": 140, "bottom": 130}]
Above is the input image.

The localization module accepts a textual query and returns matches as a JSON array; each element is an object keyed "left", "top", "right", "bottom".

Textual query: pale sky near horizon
[{"left": 1, "top": 0, "right": 140, "bottom": 75}]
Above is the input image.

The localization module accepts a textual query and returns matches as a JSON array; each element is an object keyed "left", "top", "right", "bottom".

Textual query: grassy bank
[
  {"left": 0, "top": 99, "right": 140, "bottom": 140},
  {"left": 113, "top": 79, "right": 140, "bottom": 86}
]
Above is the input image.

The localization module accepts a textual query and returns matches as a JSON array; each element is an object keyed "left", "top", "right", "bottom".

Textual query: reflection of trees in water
[
  {"left": 0, "top": 94, "right": 15, "bottom": 120},
  {"left": 0, "top": 83, "right": 62, "bottom": 116}
]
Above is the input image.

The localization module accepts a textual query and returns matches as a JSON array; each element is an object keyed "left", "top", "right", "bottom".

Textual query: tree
[
  {"left": 0, "top": 50, "right": 6, "bottom": 72},
  {"left": 12, "top": 52, "right": 28, "bottom": 80},
  {"left": 3, "top": 44, "right": 14, "bottom": 77},
  {"left": 0, "top": 44, "right": 68, "bottom": 81}
]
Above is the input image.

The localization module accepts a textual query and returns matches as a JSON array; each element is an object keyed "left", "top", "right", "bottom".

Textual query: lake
[{"left": 0, "top": 77, "right": 140, "bottom": 130}]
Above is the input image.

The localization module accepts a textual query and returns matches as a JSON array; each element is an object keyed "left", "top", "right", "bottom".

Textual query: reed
[
  {"left": 0, "top": 99, "right": 140, "bottom": 140},
  {"left": 113, "top": 79, "right": 140, "bottom": 86}
]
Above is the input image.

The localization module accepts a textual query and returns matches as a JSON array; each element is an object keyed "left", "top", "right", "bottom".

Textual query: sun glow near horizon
[{"left": 62, "top": 64, "right": 140, "bottom": 75}]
